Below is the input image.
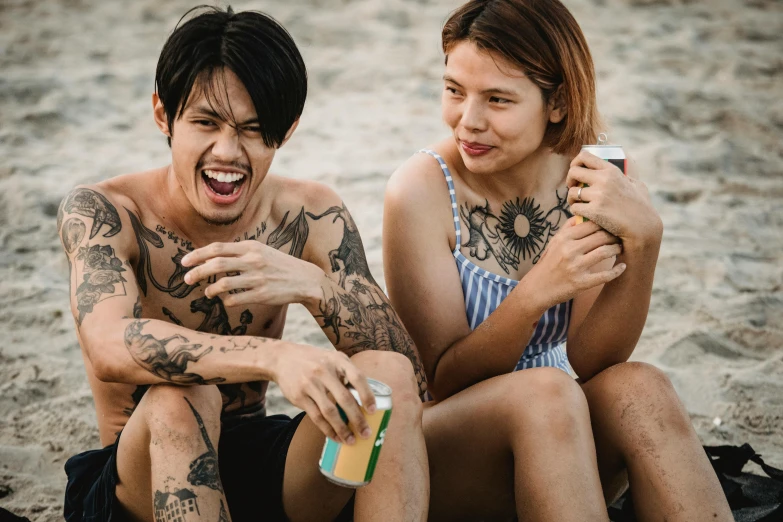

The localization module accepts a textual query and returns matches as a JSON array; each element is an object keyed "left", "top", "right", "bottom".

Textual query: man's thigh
[{"left": 114, "top": 400, "right": 155, "bottom": 521}]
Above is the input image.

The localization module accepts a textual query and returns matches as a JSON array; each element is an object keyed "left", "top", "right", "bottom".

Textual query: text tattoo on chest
[{"left": 459, "top": 189, "right": 572, "bottom": 274}]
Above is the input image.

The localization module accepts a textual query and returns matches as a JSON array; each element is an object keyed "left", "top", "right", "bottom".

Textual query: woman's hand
[
  {"left": 524, "top": 218, "right": 626, "bottom": 311},
  {"left": 273, "top": 344, "right": 376, "bottom": 444},
  {"left": 566, "top": 151, "right": 663, "bottom": 249},
  {"left": 181, "top": 241, "right": 324, "bottom": 307}
]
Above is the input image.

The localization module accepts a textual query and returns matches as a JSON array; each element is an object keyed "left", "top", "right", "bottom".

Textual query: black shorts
[{"left": 63, "top": 412, "right": 353, "bottom": 521}]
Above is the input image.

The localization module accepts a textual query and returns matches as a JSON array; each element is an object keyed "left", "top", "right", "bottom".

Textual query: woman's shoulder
[{"left": 386, "top": 141, "right": 457, "bottom": 211}]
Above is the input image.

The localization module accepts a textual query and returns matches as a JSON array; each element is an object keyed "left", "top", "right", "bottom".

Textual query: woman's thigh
[{"left": 424, "top": 367, "right": 587, "bottom": 522}]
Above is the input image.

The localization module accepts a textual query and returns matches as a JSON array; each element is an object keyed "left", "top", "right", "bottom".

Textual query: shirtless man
[{"left": 59, "top": 7, "right": 428, "bottom": 522}]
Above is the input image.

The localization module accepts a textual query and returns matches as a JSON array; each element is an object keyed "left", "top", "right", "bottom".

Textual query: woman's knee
[
  {"left": 590, "top": 362, "right": 691, "bottom": 434},
  {"left": 505, "top": 368, "right": 589, "bottom": 440}
]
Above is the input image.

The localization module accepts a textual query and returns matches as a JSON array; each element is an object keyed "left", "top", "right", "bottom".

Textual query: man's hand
[
  {"left": 273, "top": 345, "right": 377, "bottom": 444},
  {"left": 566, "top": 151, "right": 663, "bottom": 250},
  {"left": 181, "top": 241, "right": 324, "bottom": 307}
]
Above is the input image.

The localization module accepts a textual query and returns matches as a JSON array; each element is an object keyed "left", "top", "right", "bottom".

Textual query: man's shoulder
[
  {"left": 268, "top": 175, "right": 342, "bottom": 213},
  {"left": 57, "top": 169, "right": 164, "bottom": 253}
]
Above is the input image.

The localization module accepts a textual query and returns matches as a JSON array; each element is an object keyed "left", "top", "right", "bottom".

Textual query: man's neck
[{"left": 158, "top": 165, "right": 267, "bottom": 248}]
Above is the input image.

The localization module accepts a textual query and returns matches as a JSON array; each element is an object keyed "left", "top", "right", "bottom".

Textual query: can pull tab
[{"left": 597, "top": 133, "right": 608, "bottom": 145}]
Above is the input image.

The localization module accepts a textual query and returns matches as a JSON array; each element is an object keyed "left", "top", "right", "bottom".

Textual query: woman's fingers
[
  {"left": 576, "top": 229, "right": 621, "bottom": 253},
  {"left": 584, "top": 261, "right": 627, "bottom": 288},
  {"left": 581, "top": 244, "right": 623, "bottom": 269}
]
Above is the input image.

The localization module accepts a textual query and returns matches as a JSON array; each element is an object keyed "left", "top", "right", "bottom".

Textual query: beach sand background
[{"left": 1, "top": 0, "right": 781, "bottom": 518}]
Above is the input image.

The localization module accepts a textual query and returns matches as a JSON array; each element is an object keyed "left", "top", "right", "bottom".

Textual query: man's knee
[
  {"left": 142, "top": 384, "right": 222, "bottom": 436},
  {"left": 350, "top": 351, "right": 421, "bottom": 415}
]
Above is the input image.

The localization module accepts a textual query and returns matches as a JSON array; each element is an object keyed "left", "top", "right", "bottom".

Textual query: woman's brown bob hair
[{"left": 442, "top": 0, "right": 602, "bottom": 156}]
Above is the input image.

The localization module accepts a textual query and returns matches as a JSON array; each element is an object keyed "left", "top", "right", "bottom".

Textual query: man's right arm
[{"left": 57, "top": 185, "right": 374, "bottom": 443}]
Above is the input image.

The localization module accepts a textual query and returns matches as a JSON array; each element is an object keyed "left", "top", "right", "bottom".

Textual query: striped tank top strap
[{"left": 418, "top": 149, "right": 461, "bottom": 249}]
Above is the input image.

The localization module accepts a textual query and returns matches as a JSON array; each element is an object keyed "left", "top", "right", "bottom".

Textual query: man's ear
[
  {"left": 152, "top": 93, "right": 171, "bottom": 137},
  {"left": 548, "top": 85, "right": 566, "bottom": 124},
  {"left": 278, "top": 118, "right": 300, "bottom": 148}
]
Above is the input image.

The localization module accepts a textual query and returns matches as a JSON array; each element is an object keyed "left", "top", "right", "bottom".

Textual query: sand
[{"left": 0, "top": 0, "right": 781, "bottom": 518}]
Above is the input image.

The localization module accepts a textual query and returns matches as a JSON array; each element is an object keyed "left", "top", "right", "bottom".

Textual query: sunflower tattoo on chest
[{"left": 460, "top": 189, "right": 572, "bottom": 274}]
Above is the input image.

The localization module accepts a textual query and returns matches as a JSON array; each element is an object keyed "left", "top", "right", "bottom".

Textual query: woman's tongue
[{"left": 205, "top": 175, "right": 237, "bottom": 196}]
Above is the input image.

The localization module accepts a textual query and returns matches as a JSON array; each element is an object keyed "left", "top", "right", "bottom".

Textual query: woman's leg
[
  {"left": 581, "top": 362, "right": 732, "bottom": 522},
  {"left": 424, "top": 367, "right": 609, "bottom": 522}
]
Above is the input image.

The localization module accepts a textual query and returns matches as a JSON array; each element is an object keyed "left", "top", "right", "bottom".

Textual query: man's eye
[
  {"left": 490, "top": 97, "right": 510, "bottom": 104},
  {"left": 196, "top": 120, "right": 216, "bottom": 127},
  {"left": 445, "top": 87, "right": 459, "bottom": 95},
  {"left": 243, "top": 127, "right": 262, "bottom": 134}
]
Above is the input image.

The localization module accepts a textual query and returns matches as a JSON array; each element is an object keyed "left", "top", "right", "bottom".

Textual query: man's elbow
[{"left": 81, "top": 326, "right": 121, "bottom": 383}]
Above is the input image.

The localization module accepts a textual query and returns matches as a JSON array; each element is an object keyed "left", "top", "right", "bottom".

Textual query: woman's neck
[{"left": 446, "top": 141, "right": 571, "bottom": 201}]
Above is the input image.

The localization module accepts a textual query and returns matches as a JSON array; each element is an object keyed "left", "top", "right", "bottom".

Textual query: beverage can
[
  {"left": 318, "top": 378, "right": 393, "bottom": 488},
  {"left": 574, "top": 133, "right": 627, "bottom": 224}
]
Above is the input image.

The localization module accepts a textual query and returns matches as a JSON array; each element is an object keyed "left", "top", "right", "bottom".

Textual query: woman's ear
[
  {"left": 548, "top": 85, "right": 566, "bottom": 124},
  {"left": 152, "top": 93, "right": 171, "bottom": 137}
]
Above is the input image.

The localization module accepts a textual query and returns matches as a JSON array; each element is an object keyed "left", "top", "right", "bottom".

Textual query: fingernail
[
  {"left": 181, "top": 255, "right": 190, "bottom": 266},
  {"left": 367, "top": 404, "right": 377, "bottom": 414},
  {"left": 619, "top": 263, "right": 627, "bottom": 270},
  {"left": 346, "top": 435, "right": 356, "bottom": 445},
  {"left": 184, "top": 274, "right": 191, "bottom": 284},
  {"left": 361, "top": 428, "right": 372, "bottom": 439}
]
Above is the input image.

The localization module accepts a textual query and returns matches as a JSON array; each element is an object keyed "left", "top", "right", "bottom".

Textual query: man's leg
[
  {"left": 282, "top": 351, "right": 428, "bottom": 522},
  {"left": 114, "top": 384, "right": 229, "bottom": 521},
  {"left": 581, "top": 362, "right": 733, "bottom": 522},
  {"left": 424, "top": 367, "right": 609, "bottom": 522}
]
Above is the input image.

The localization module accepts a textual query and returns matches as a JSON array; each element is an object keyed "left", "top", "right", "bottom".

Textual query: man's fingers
[
  {"left": 302, "top": 397, "right": 340, "bottom": 442},
  {"left": 181, "top": 241, "right": 248, "bottom": 267},
  {"left": 206, "top": 274, "right": 251, "bottom": 299},
  {"left": 342, "top": 365, "right": 376, "bottom": 415},
  {"left": 325, "top": 374, "right": 372, "bottom": 440},
  {"left": 184, "top": 257, "right": 244, "bottom": 285},
  {"left": 309, "top": 382, "right": 356, "bottom": 445}
]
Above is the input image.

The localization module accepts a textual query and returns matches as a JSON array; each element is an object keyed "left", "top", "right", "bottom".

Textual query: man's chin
[{"left": 199, "top": 211, "right": 243, "bottom": 227}]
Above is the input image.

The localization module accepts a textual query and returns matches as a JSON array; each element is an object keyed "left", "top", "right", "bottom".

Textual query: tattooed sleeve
[{"left": 308, "top": 204, "right": 427, "bottom": 395}]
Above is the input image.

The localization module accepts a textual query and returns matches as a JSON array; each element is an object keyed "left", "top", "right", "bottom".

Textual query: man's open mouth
[{"left": 202, "top": 169, "right": 247, "bottom": 198}]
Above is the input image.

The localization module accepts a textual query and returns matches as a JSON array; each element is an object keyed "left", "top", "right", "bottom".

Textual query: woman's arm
[
  {"left": 566, "top": 152, "right": 664, "bottom": 380},
  {"left": 384, "top": 155, "right": 624, "bottom": 400}
]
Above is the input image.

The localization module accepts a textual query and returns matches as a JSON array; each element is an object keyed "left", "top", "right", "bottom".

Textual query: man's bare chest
[{"left": 126, "top": 215, "right": 288, "bottom": 338}]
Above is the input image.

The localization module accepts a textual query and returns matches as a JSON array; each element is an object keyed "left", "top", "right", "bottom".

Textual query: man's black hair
[{"left": 155, "top": 5, "right": 307, "bottom": 148}]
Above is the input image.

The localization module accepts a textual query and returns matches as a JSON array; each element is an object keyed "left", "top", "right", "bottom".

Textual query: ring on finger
[{"left": 576, "top": 186, "right": 584, "bottom": 202}]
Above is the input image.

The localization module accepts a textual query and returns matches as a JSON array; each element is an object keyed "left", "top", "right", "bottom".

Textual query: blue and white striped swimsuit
[{"left": 421, "top": 149, "right": 571, "bottom": 373}]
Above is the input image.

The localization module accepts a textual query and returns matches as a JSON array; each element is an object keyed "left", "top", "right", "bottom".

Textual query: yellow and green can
[{"left": 318, "top": 378, "right": 393, "bottom": 488}]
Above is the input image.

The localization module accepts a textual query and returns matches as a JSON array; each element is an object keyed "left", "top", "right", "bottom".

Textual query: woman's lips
[{"left": 460, "top": 141, "right": 494, "bottom": 156}]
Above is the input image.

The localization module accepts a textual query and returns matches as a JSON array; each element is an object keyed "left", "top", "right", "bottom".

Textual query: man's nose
[{"left": 211, "top": 126, "right": 242, "bottom": 161}]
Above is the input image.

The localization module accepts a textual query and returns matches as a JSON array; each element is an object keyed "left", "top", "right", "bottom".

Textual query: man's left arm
[
  {"left": 300, "top": 202, "right": 427, "bottom": 396},
  {"left": 181, "top": 196, "right": 427, "bottom": 396}
]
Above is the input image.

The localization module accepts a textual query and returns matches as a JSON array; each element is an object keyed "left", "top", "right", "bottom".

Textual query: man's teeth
[{"left": 203, "top": 170, "right": 245, "bottom": 183}]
